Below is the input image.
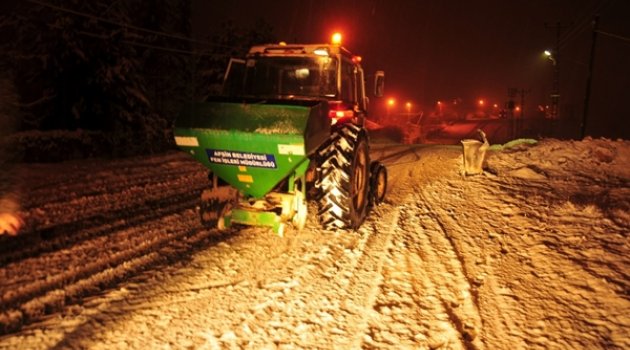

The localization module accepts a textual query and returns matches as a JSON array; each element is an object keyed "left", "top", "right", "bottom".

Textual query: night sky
[{"left": 192, "top": 0, "right": 630, "bottom": 139}]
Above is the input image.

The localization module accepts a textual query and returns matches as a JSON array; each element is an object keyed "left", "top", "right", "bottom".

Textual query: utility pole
[
  {"left": 581, "top": 15, "right": 599, "bottom": 139},
  {"left": 545, "top": 22, "right": 568, "bottom": 136},
  {"left": 545, "top": 22, "right": 570, "bottom": 124}
]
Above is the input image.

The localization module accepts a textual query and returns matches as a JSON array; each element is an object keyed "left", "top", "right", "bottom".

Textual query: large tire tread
[{"left": 316, "top": 124, "right": 369, "bottom": 230}]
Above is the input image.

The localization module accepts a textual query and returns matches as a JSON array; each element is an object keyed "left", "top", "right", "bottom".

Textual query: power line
[
  {"left": 596, "top": 29, "right": 630, "bottom": 43},
  {"left": 11, "top": 9, "right": 235, "bottom": 62},
  {"left": 559, "top": 0, "right": 614, "bottom": 49},
  {"left": 25, "top": 0, "right": 239, "bottom": 51},
  {"left": 560, "top": 22, "right": 591, "bottom": 50},
  {"left": 557, "top": 4, "right": 590, "bottom": 49},
  {"left": 124, "top": 40, "right": 229, "bottom": 57},
  {"left": 77, "top": 30, "right": 229, "bottom": 57}
]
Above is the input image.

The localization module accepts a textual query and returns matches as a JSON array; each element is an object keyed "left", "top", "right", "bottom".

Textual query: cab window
[{"left": 340, "top": 59, "right": 356, "bottom": 104}]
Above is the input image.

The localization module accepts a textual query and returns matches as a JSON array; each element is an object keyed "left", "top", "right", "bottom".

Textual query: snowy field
[{"left": 0, "top": 137, "right": 628, "bottom": 349}]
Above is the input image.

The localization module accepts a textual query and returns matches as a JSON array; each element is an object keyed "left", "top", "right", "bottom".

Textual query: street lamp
[
  {"left": 405, "top": 102, "right": 412, "bottom": 115},
  {"left": 544, "top": 49, "right": 560, "bottom": 120},
  {"left": 387, "top": 98, "right": 395, "bottom": 118}
]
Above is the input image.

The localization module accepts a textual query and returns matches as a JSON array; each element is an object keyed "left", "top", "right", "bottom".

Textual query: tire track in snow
[
  {"left": 336, "top": 204, "right": 399, "bottom": 349},
  {"left": 23, "top": 165, "right": 201, "bottom": 209},
  {"left": 360, "top": 200, "right": 458, "bottom": 349},
  {"left": 21, "top": 153, "right": 197, "bottom": 198},
  {"left": 418, "top": 179, "right": 523, "bottom": 349},
  {"left": 0, "top": 154, "right": 214, "bottom": 335},
  {"left": 0, "top": 191, "right": 201, "bottom": 266},
  {"left": 350, "top": 146, "right": 468, "bottom": 349},
  {"left": 111, "top": 208, "right": 394, "bottom": 349},
  {"left": 455, "top": 174, "right": 630, "bottom": 349},
  {"left": 400, "top": 199, "right": 482, "bottom": 350},
  {"left": 187, "top": 192, "right": 402, "bottom": 349},
  {"left": 214, "top": 205, "right": 399, "bottom": 349},
  {"left": 0, "top": 209, "right": 208, "bottom": 334},
  {"left": 22, "top": 171, "right": 206, "bottom": 231}
]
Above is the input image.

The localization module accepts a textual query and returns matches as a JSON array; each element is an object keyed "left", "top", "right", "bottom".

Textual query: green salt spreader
[{"left": 174, "top": 41, "right": 387, "bottom": 235}]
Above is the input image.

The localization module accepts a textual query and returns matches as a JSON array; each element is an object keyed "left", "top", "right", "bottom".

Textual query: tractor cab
[{"left": 222, "top": 39, "right": 384, "bottom": 127}]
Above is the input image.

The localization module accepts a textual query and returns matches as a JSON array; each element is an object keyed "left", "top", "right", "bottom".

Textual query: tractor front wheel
[{"left": 369, "top": 161, "right": 387, "bottom": 205}]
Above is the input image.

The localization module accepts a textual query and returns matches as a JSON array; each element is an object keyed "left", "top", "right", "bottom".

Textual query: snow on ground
[{"left": 0, "top": 137, "right": 628, "bottom": 349}]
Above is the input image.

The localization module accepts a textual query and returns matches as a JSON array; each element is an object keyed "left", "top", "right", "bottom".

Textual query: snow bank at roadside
[
  {"left": 487, "top": 137, "right": 630, "bottom": 179},
  {"left": 485, "top": 137, "right": 630, "bottom": 228}
]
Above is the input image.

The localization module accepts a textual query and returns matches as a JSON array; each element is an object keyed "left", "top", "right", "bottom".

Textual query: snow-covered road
[{"left": 1, "top": 138, "right": 628, "bottom": 349}]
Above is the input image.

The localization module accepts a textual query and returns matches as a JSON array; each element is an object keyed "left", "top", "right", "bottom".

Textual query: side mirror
[{"left": 374, "top": 70, "right": 385, "bottom": 97}]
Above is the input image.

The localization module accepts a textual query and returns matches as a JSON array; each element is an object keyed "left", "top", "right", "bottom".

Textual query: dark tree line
[{"left": 0, "top": 0, "right": 274, "bottom": 160}]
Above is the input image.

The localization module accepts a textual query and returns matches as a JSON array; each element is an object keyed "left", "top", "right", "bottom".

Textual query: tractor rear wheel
[{"left": 316, "top": 125, "right": 370, "bottom": 230}]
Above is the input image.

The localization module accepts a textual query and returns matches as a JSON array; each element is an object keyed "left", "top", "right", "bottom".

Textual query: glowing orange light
[
  {"left": 493, "top": 103, "right": 498, "bottom": 108},
  {"left": 279, "top": 41, "right": 287, "bottom": 46},
  {"left": 328, "top": 108, "right": 354, "bottom": 125},
  {"left": 387, "top": 98, "right": 395, "bottom": 106},
  {"left": 352, "top": 55, "right": 362, "bottom": 63},
  {"left": 331, "top": 32, "right": 342, "bottom": 45},
  {"left": 437, "top": 100, "right": 442, "bottom": 105},
  {"left": 406, "top": 102, "right": 412, "bottom": 108},
  {"left": 313, "top": 48, "right": 329, "bottom": 56},
  {"left": 478, "top": 99, "right": 485, "bottom": 106},
  {"left": 515, "top": 106, "right": 521, "bottom": 112}
]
